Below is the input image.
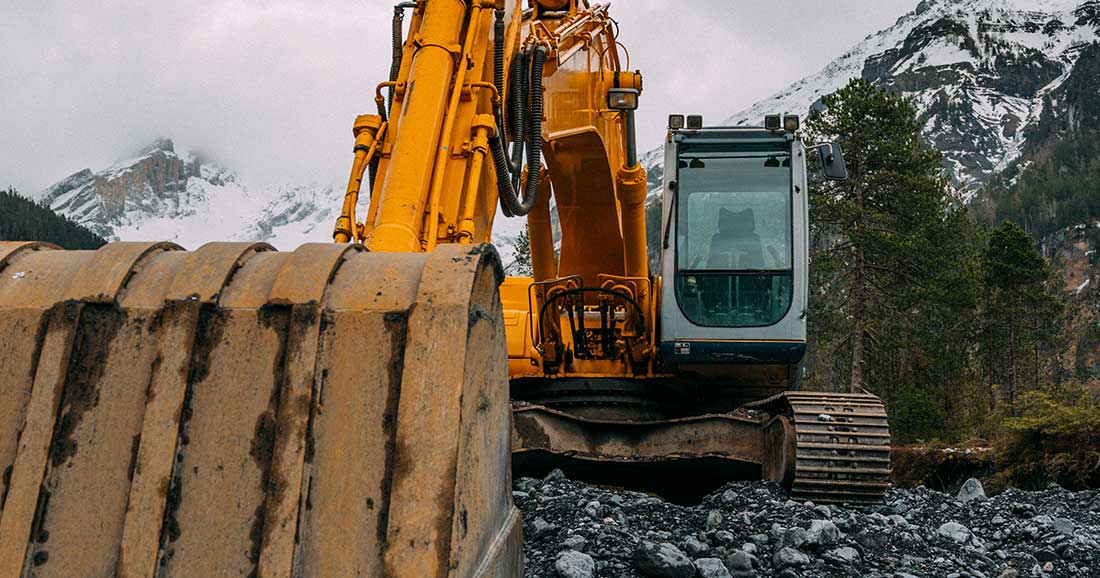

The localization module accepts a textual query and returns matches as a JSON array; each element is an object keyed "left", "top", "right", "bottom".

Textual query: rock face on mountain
[
  {"left": 38, "top": 138, "right": 532, "bottom": 267},
  {"left": 646, "top": 0, "right": 1100, "bottom": 194},
  {"left": 41, "top": 139, "right": 203, "bottom": 238},
  {"left": 1043, "top": 221, "right": 1100, "bottom": 381},
  {"left": 38, "top": 139, "right": 339, "bottom": 250}
]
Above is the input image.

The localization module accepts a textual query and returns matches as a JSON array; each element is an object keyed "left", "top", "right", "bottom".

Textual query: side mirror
[{"left": 817, "top": 142, "right": 849, "bottom": 181}]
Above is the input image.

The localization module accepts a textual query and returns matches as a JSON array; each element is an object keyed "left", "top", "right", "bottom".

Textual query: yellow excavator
[{"left": 0, "top": 1, "right": 891, "bottom": 577}]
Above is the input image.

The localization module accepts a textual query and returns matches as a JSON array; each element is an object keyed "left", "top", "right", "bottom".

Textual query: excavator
[{"left": 0, "top": 1, "right": 891, "bottom": 577}]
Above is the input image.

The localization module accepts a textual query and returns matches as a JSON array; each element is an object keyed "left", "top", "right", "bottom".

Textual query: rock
[
  {"left": 583, "top": 500, "right": 603, "bottom": 519},
  {"left": 723, "top": 550, "right": 754, "bottom": 576},
  {"left": 957, "top": 478, "right": 988, "bottom": 503},
  {"left": 515, "top": 478, "right": 539, "bottom": 492},
  {"left": 682, "top": 535, "right": 709, "bottom": 558},
  {"left": 997, "top": 569, "right": 1019, "bottom": 578},
  {"left": 721, "top": 490, "right": 738, "bottom": 504},
  {"left": 554, "top": 550, "right": 595, "bottom": 578},
  {"left": 514, "top": 478, "right": 1100, "bottom": 578},
  {"left": 1034, "top": 549, "right": 1057, "bottom": 562},
  {"left": 543, "top": 468, "right": 566, "bottom": 482},
  {"left": 855, "top": 529, "right": 888, "bottom": 550},
  {"left": 706, "top": 510, "right": 723, "bottom": 530},
  {"left": 531, "top": 517, "right": 559, "bottom": 539},
  {"left": 937, "top": 521, "right": 973, "bottom": 544},
  {"left": 772, "top": 547, "right": 810, "bottom": 568},
  {"left": 562, "top": 534, "right": 587, "bottom": 552},
  {"left": 779, "top": 527, "right": 808, "bottom": 550},
  {"left": 887, "top": 514, "right": 909, "bottom": 527},
  {"left": 633, "top": 541, "right": 695, "bottom": 578},
  {"left": 695, "top": 558, "right": 733, "bottom": 578},
  {"left": 805, "top": 519, "right": 840, "bottom": 548},
  {"left": 1052, "top": 517, "right": 1075, "bottom": 536},
  {"left": 825, "top": 546, "right": 860, "bottom": 565}
]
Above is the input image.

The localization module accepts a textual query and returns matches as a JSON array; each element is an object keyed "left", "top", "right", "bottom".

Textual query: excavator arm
[
  {"left": 332, "top": 0, "right": 655, "bottom": 379},
  {"left": 335, "top": 0, "right": 644, "bottom": 256}
]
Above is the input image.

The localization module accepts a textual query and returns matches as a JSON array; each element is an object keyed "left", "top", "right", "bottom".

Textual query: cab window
[{"left": 675, "top": 143, "right": 793, "bottom": 327}]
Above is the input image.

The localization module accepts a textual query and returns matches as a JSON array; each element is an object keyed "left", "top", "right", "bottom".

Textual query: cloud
[{"left": 0, "top": 0, "right": 916, "bottom": 193}]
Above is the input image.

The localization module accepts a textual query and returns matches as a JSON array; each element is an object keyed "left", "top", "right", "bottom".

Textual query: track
[{"left": 784, "top": 392, "right": 893, "bottom": 505}]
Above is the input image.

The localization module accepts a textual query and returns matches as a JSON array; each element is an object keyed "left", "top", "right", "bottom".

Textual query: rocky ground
[{"left": 514, "top": 472, "right": 1100, "bottom": 578}]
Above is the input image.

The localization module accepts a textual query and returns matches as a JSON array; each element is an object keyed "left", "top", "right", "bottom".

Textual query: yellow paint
[{"left": 333, "top": 0, "right": 651, "bottom": 378}]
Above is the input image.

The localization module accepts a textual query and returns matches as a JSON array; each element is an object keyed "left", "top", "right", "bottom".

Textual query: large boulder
[
  {"left": 633, "top": 541, "right": 696, "bottom": 578},
  {"left": 554, "top": 550, "right": 595, "bottom": 578},
  {"left": 957, "top": 478, "right": 988, "bottom": 503}
]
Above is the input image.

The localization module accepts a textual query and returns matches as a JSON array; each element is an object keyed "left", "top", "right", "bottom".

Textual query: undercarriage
[{"left": 511, "top": 379, "right": 891, "bottom": 505}]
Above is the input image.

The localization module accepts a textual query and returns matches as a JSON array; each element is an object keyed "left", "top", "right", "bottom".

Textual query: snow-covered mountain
[
  {"left": 645, "top": 0, "right": 1100, "bottom": 195},
  {"left": 40, "top": 0, "right": 1098, "bottom": 267},
  {"left": 38, "top": 138, "right": 531, "bottom": 269},
  {"left": 38, "top": 139, "right": 340, "bottom": 251}
]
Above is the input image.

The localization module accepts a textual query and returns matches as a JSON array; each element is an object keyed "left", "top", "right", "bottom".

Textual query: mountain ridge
[
  {"left": 643, "top": 0, "right": 1099, "bottom": 196},
  {"left": 37, "top": 0, "right": 1100, "bottom": 264}
]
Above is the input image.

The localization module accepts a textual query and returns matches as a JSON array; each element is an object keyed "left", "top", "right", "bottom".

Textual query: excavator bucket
[{"left": 0, "top": 241, "right": 520, "bottom": 578}]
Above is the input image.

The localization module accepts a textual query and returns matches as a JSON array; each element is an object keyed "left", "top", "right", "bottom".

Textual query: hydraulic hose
[
  {"left": 388, "top": 2, "right": 417, "bottom": 113},
  {"left": 509, "top": 50, "right": 529, "bottom": 192},
  {"left": 368, "top": 97, "right": 388, "bottom": 197},
  {"left": 494, "top": 47, "right": 546, "bottom": 217},
  {"left": 489, "top": 133, "right": 519, "bottom": 215},
  {"left": 389, "top": 7, "right": 403, "bottom": 112},
  {"left": 524, "top": 47, "right": 547, "bottom": 209},
  {"left": 497, "top": 50, "right": 526, "bottom": 217}
]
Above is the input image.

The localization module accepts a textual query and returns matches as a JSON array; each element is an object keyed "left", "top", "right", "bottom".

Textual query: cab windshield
[{"left": 675, "top": 142, "right": 793, "bottom": 327}]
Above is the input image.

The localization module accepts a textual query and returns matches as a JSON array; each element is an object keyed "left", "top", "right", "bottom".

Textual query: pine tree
[
  {"left": 980, "top": 220, "right": 1063, "bottom": 414},
  {"left": 0, "top": 188, "right": 106, "bottom": 249},
  {"left": 511, "top": 225, "right": 533, "bottom": 276},
  {"left": 805, "top": 79, "right": 982, "bottom": 440}
]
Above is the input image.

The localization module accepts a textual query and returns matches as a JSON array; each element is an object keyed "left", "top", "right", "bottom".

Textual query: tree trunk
[
  {"left": 1008, "top": 317, "right": 1017, "bottom": 414},
  {"left": 850, "top": 248, "right": 866, "bottom": 394}
]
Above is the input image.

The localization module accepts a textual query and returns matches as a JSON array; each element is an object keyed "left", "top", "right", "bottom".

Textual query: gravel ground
[{"left": 515, "top": 472, "right": 1100, "bottom": 578}]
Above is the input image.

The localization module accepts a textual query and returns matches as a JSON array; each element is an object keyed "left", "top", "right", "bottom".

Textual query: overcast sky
[{"left": 0, "top": 0, "right": 916, "bottom": 193}]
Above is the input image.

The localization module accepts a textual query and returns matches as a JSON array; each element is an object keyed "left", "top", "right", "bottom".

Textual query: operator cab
[{"left": 658, "top": 115, "right": 846, "bottom": 378}]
